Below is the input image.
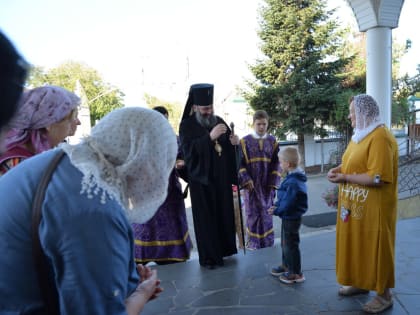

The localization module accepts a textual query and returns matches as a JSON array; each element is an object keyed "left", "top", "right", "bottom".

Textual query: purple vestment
[
  {"left": 132, "top": 152, "right": 192, "bottom": 264},
  {"left": 239, "top": 134, "right": 281, "bottom": 249}
]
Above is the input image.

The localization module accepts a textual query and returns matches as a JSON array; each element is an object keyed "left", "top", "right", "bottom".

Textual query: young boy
[
  {"left": 268, "top": 147, "right": 308, "bottom": 284},
  {"left": 239, "top": 110, "right": 281, "bottom": 250}
]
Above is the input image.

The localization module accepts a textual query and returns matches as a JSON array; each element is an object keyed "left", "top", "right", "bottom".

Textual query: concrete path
[
  {"left": 184, "top": 173, "right": 339, "bottom": 255},
  {"left": 144, "top": 217, "right": 420, "bottom": 314}
]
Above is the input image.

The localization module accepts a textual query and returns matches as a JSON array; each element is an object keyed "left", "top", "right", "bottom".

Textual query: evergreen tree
[{"left": 245, "top": 0, "right": 349, "bottom": 167}]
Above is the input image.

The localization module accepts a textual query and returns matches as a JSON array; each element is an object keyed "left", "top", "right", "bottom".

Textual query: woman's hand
[
  {"left": 327, "top": 165, "right": 342, "bottom": 183},
  {"left": 136, "top": 265, "right": 163, "bottom": 301},
  {"left": 125, "top": 265, "right": 163, "bottom": 315},
  {"left": 328, "top": 170, "right": 379, "bottom": 186},
  {"left": 328, "top": 172, "right": 346, "bottom": 183}
]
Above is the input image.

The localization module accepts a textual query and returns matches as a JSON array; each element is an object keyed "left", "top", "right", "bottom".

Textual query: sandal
[
  {"left": 362, "top": 295, "right": 393, "bottom": 314},
  {"left": 338, "top": 286, "right": 369, "bottom": 296}
]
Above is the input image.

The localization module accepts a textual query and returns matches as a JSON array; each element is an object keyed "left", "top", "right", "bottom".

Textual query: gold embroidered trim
[
  {"left": 248, "top": 157, "right": 272, "bottom": 163},
  {"left": 135, "top": 256, "right": 189, "bottom": 263},
  {"left": 246, "top": 227, "right": 274, "bottom": 239},
  {"left": 134, "top": 231, "right": 190, "bottom": 246},
  {"left": 240, "top": 139, "right": 249, "bottom": 163}
]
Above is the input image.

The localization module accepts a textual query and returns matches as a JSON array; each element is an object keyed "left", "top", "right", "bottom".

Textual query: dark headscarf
[{"left": 0, "top": 31, "right": 28, "bottom": 129}]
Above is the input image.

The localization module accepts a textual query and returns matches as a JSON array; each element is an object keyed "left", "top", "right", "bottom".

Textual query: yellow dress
[{"left": 336, "top": 126, "right": 398, "bottom": 294}]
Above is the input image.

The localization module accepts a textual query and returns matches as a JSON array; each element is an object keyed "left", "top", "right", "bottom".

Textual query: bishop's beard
[{"left": 195, "top": 111, "right": 217, "bottom": 129}]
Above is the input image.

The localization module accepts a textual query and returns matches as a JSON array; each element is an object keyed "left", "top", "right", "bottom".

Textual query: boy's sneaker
[
  {"left": 279, "top": 272, "right": 305, "bottom": 284},
  {"left": 270, "top": 265, "right": 286, "bottom": 276}
]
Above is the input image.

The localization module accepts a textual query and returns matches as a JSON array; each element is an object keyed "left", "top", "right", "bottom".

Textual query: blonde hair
[{"left": 279, "top": 147, "right": 300, "bottom": 168}]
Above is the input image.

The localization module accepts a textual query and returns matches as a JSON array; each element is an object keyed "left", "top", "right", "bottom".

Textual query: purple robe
[
  {"left": 132, "top": 150, "right": 192, "bottom": 264},
  {"left": 239, "top": 134, "right": 281, "bottom": 249}
]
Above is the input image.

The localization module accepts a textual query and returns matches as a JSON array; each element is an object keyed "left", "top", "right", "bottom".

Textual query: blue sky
[{"left": 1, "top": 0, "right": 419, "bottom": 106}]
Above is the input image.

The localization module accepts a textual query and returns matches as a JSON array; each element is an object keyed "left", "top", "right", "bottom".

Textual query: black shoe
[
  {"left": 203, "top": 263, "right": 216, "bottom": 270},
  {"left": 201, "top": 260, "right": 216, "bottom": 270}
]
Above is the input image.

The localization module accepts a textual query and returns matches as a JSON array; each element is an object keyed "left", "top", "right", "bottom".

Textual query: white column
[
  {"left": 304, "top": 134, "right": 316, "bottom": 167},
  {"left": 366, "top": 27, "right": 392, "bottom": 127}
]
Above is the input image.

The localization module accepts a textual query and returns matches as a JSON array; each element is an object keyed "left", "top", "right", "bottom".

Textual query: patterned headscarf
[
  {"left": 60, "top": 107, "right": 177, "bottom": 224},
  {"left": 351, "top": 94, "right": 383, "bottom": 143},
  {"left": 5, "top": 85, "right": 80, "bottom": 153}
]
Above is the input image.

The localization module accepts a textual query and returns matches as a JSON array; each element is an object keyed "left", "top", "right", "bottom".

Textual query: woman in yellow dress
[{"left": 327, "top": 94, "right": 398, "bottom": 314}]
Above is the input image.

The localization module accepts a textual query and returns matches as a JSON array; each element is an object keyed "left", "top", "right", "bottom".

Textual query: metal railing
[{"left": 398, "top": 146, "right": 420, "bottom": 196}]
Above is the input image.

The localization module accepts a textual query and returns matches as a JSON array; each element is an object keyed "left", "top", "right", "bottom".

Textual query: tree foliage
[
  {"left": 245, "top": 0, "right": 349, "bottom": 166},
  {"left": 28, "top": 61, "right": 124, "bottom": 126},
  {"left": 331, "top": 33, "right": 414, "bottom": 129},
  {"left": 391, "top": 42, "right": 419, "bottom": 126},
  {"left": 330, "top": 33, "right": 418, "bottom": 128},
  {"left": 328, "top": 32, "right": 365, "bottom": 136},
  {"left": 143, "top": 93, "right": 184, "bottom": 133},
  {"left": 393, "top": 71, "right": 420, "bottom": 126}
]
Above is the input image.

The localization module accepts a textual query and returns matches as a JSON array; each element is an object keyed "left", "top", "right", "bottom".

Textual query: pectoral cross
[{"left": 215, "top": 140, "right": 222, "bottom": 156}]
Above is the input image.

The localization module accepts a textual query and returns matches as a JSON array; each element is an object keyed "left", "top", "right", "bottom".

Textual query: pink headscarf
[{"left": 5, "top": 85, "right": 80, "bottom": 153}]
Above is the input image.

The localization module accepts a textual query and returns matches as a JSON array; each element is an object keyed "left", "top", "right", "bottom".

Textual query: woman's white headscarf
[
  {"left": 60, "top": 107, "right": 177, "bottom": 224},
  {"left": 351, "top": 94, "right": 384, "bottom": 143}
]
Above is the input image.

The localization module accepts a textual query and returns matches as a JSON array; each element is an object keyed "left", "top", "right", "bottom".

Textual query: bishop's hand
[
  {"left": 229, "top": 134, "right": 239, "bottom": 145},
  {"left": 210, "top": 123, "right": 227, "bottom": 141},
  {"left": 229, "top": 121, "right": 239, "bottom": 145}
]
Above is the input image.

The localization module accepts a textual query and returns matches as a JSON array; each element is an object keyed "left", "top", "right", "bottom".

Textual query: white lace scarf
[
  {"left": 351, "top": 121, "right": 383, "bottom": 144},
  {"left": 61, "top": 139, "right": 127, "bottom": 207},
  {"left": 351, "top": 94, "right": 384, "bottom": 144},
  {"left": 58, "top": 107, "right": 177, "bottom": 224}
]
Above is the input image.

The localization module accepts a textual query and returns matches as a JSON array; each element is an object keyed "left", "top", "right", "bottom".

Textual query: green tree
[
  {"left": 143, "top": 93, "right": 184, "bottom": 133},
  {"left": 391, "top": 41, "right": 418, "bottom": 126},
  {"left": 329, "top": 32, "right": 365, "bottom": 137},
  {"left": 28, "top": 61, "right": 124, "bottom": 126},
  {"left": 333, "top": 33, "right": 414, "bottom": 130},
  {"left": 245, "top": 0, "right": 349, "bottom": 167},
  {"left": 393, "top": 71, "right": 420, "bottom": 126}
]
